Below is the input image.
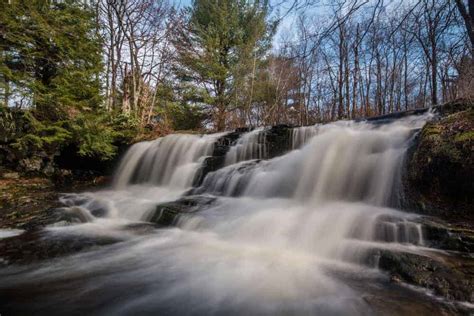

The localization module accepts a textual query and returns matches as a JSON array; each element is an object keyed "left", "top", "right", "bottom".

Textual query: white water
[
  {"left": 200, "top": 117, "right": 426, "bottom": 207},
  {"left": 1, "top": 113, "right": 449, "bottom": 315},
  {"left": 291, "top": 125, "right": 319, "bottom": 149},
  {"left": 0, "top": 229, "right": 23, "bottom": 239},
  {"left": 225, "top": 127, "right": 267, "bottom": 165},
  {"left": 114, "top": 133, "right": 224, "bottom": 189}
]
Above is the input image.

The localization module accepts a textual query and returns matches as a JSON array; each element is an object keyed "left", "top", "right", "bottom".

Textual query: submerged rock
[{"left": 148, "top": 195, "right": 216, "bottom": 226}]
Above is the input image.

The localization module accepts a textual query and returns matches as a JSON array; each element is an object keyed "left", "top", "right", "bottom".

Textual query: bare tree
[{"left": 96, "top": 0, "right": 171, "bottom": 126}]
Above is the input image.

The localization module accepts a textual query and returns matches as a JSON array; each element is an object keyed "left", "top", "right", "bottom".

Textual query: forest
[{"left": 1, "top": 0, "right": 473, "bottom": 162}]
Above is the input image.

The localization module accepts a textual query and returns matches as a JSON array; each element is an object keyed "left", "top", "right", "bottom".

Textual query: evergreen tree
[
  {"left": 172, "top": 0, "right": 275, "bottom": 131},
  {"left": 0, "top": 0, "right": 120, "bottom": 161},
  {"left": 0, "top": 0, "right": 103, "bottom": 119}
]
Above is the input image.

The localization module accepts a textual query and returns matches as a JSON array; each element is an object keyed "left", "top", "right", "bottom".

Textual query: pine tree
[
  {"left": 0, "top": 0, "right": 118, "bottom": 161},
  {"left": 172, "top": 0, "right": 275, "bottom": 131},
  {"left": 0, "top": 0, "right": 103, "bottom": 119}
]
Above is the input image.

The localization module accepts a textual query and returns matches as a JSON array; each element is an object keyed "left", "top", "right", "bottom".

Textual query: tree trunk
[
  {"left": 455, "top": 0, "right": 474, "bottom": 57},
  {"left": 431, "top": 38, "right": 438, "bottom": 105}
]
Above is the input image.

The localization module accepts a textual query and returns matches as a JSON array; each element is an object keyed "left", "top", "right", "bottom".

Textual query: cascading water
[
  {"left": 224, "top": 127, "right": 267, "bottom": 165},
  {"left": 114, "top": 133, "right": 223, "bottom": 189},
  {"left": 199, "top": 117, "right": 426, "bottom": 207},
  {"left": 2, "top": 111, "right": 461, "bottom": 315},
  {"left": 290, "top": 125, "right": 318, "bottom": 149}
]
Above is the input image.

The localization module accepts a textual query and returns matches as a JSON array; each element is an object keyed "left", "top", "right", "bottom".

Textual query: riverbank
[{"left": 0, "top": 171, "right": 108, "bottom": 230}]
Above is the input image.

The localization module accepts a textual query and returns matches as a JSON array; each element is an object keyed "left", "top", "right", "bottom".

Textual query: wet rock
[
  {"left": 212, "top": 131, "right": 243, "bottom": 156},
  {"left": 0, "top": 178, "right": 107, "bottom": 230},
  {"left": 193, "top": 126, "right": 291, "bottom": 186},
  {"left": 362, "top": 99, "right": 471, "bottom": 124},
  {"left": 193, "top": 156, "right": 226, "bottom": 186},
  {"left": 0, "top": 229, "right": 120, "bottom": 266},
  {"left": 82, "top": 199, "right": 109, "bottom": 218},
  {"left": 421, "top": 219, "right": 474, "bottom": 253},
  {"left": 149, "top": 195, "right": 216, "bottom": 226},
  {"left": 265, "top": 125, "right": 292, "bottom": 158},
  {"left": 191, "top": 158, "right": 264, "bottom": 197},
  {"left": 122, "top": 222, "right": 156, "bottom": 235},
  {"left": 371, "top": 249, "right": 474, "bottom": 303},
  {"left": 59, "top": 207, "right": 95, "bottom": 223},
  {"left": 192, "top": 131, "right": 243, "bottom": 186}
]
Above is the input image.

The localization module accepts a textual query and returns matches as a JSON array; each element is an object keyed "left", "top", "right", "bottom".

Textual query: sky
[
  {"left": 171, "top": 0, "right": 310, "bottom": 49},
  {"left": 169, "top": 0, "right": 409, "bottom": 50}
]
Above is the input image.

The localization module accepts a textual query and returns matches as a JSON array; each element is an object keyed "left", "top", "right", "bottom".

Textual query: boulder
[{"left": 403, "top": 103, "right": 474, "bottom": 220}]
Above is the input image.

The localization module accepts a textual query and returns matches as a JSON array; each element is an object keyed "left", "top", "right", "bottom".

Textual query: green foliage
[
  {"left": 166, "top": 102, "right": 206, "bottom": 131},
  {"left": 0, "top": 0, "right": 103, "bottom": 118},
  {"left": 68, "top": 111, "right": 146, "bottom": 160},
  {"left": 0, "top": 0, "right": 279, "bottom": 165},
  {"left": 10, "top": 112, "right": 71, "bottom": 154},
  {"left": 109, "top": 112, "right": 141, "bottom": 142},
  {"left": 1, "top": 108, "right": 138, "bottom": 162},
  {"left": 0, "top": 1, "right": 116, "bottom": 162},
  {"left": 173, "top": 0, "right": 276, "bottom": 130},
  {"left": 0, "top": 108, "right": 21, "bottom": 142},
  {"left": 69, "top": 113, "right": 118, "bottom": 161}
]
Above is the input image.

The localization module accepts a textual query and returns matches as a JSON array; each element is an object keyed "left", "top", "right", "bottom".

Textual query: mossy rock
[{"left": 405, "top": 104, "right": 473, "bottom": 219}]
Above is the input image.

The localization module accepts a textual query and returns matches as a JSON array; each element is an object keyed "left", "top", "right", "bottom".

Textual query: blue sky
[
  {"left": 169, "top": 0, "right": 404, "bottom": 49},
  {"left": 171, "top": 0, "right": 306, "bottom": 48}
]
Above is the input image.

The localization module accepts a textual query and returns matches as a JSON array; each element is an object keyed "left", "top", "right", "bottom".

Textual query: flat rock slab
[
  {"left": 0, "top": 229, "right": 120, "bottom": 266},
  {"left": 368, "top": 248, "right": 474, "bottom": 303}
]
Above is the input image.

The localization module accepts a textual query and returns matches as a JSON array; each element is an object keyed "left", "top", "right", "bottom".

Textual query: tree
[
  {"left": 172, "top": 0, "right": 275, "bottom": 131},
  {"left": 95, "top": 0, "right": 172, "bottom": 126},
  {"left": 0, "top": 0, "right": 103, "bottom": 118},
  {"left": 409, "top": 0, "right": 456, "bottom": 106},
  {"left": 455, "top": 0, "right": 474, "bottom": 57}
]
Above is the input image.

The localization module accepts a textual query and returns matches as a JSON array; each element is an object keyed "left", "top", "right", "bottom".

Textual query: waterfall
[
  {"left": 290, "top": 125, "right": 318, "bottom": 149},
  {"left": 113, "top": 133, "right": 223, "bottom": 189},
  {"left": 199, "top": 117, "right": 426, "bottom": 207},
  {"left": 224, "top": 127, "right": 267, "bottom": 165},
  {"left": 2, "top": 112, "right": 445, "bottom": 315}
]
